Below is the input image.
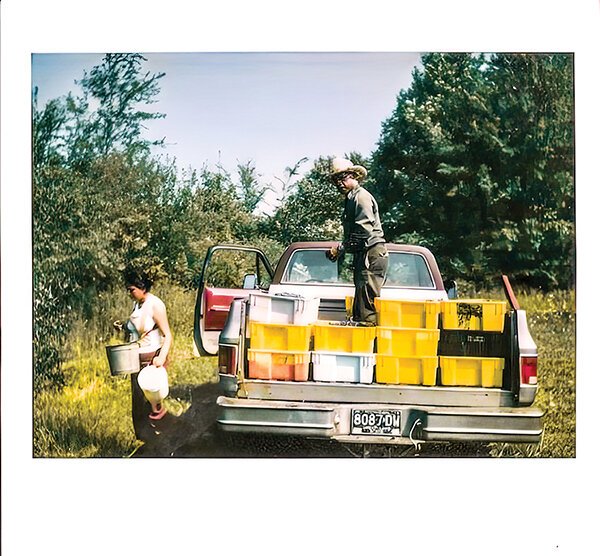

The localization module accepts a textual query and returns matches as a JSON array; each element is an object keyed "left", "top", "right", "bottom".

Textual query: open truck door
[{"left": 194, "top": 245, "right": 274, "bottom": 356}]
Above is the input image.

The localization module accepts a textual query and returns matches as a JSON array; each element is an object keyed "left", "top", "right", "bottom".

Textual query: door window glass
[
  {"left": 282, "top": 250, "right": 352, "bottom": 284},
  {"left": 385, "top": 252, "right": 434, "bottom": 288},
  {"left": 204, "top": 250, "right": 272, "bottom": 289}
]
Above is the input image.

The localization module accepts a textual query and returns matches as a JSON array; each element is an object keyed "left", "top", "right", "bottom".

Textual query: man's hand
[{"left": 326, "top": 245, "right": 339, "bottom": 262}]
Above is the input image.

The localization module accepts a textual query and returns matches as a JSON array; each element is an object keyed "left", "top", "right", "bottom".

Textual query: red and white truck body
[{"left": 194, "top": 242, "right": 542, "bottom": 447}]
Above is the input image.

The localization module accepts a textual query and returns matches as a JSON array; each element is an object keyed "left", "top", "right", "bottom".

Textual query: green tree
[
  {"left": 370, "top": 53, "right": 574, "bottom": 289},
  {"left": 266, "top": 155, "right": 368, "bottom": 245},
  {"left": 32, "top": 54, "right": 168, "bottom": 389},
  {"left": 486, "top": 54, "right": 574, "bottom": 287},
  {"left": 236, "top": 160, "right": 270, "bottom": 214},
  {"left": 77, "top": 53, "right": 166, "bottom": 160}
]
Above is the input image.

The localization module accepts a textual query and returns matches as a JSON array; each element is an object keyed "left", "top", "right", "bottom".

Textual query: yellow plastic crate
[
  {"left": 374, "top": 298, "right": 441, "bottom": 328},
  {"left": 439, "top": 356, "right": 504, "bottom": 387},
  {"left": 247, "top": 349, "right": 310, "bottom": 381},
  {"left": 376, "top": 327, "right": 440, "bottom": 357},
  {"left": 375, "top": 355, "right": 438, "bottom": 385},
  {"left": 249, "top": 322, "right": 312, "bottom": 352},
  {"left": 441, "top": 299, "right": 507, "bottom": 332},
  {"left": 313, "top": 323, "right": 376, "bottom": 353}
]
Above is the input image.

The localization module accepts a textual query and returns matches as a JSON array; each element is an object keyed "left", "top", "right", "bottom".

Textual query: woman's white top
[{"left": 128, "top": 292, "right": 164, "bottom": 354}]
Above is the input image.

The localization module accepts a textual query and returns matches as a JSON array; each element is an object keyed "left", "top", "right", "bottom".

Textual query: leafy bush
[{"left": 32, "top": 54, "right": 269, "bottom": 388}]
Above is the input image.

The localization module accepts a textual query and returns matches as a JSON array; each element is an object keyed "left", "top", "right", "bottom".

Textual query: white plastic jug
[{"left": 137, "top": 365, "right": 169, "bottom": 411}]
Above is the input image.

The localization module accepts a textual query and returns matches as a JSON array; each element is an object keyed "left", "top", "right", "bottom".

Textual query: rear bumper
[{"left": 216, "top": 396, "right": 544, "bottom": 445}]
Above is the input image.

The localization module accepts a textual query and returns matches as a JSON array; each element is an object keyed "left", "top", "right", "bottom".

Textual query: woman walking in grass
[{"left": 122, "top": 268, "right": 173, "bottom": 441}]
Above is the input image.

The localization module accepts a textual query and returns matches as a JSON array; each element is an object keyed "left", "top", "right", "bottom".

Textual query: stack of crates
[
  {"left": 438, "top": 299, "right": 507, "bottom": 387},
  {"left": 373, "top": 298, "right": 441, "bottom": 385},
  {"left": 311, "top": 322, "right": 376, "bottom": 384},
  {"left": 246, "top": 293, "right": 318, "bottom": 381}
]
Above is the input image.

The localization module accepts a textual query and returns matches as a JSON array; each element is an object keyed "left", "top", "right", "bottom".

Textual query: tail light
[
  {"left": 218, "top": 345, "right": 237, "bottom": 375},
  {"left": 521, "top": 356, "right": 538, "bottom": 385}
]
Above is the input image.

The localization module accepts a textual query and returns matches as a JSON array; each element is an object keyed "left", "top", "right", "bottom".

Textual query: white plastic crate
[
  {"left": 311, "top": 351, "right": 375, "bottom": 384},
  {"left": 248, "top": 293, "right": 320, "bottom": 325}
]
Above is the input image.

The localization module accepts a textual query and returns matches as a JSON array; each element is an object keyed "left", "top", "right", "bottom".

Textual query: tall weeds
[
  {"left": 33, "top": 281, "right": 216, "bottom": 457},
  {"left": 489, "top": 287, "right": 576, "bottom": 457}
]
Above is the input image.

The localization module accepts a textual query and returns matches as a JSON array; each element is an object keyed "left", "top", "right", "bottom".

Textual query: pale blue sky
[{"left": 32, "top": 52, "right": 422, "bottom": 209}]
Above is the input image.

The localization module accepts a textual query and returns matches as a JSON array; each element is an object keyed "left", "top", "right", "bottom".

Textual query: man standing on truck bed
[{"left": 326, "top": 157, "right": 389, "bottom": 325}]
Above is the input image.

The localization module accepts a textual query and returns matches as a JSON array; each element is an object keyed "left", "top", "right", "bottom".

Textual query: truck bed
[{"left": 221, "top": 374, "right": 517, "bottom": 407}]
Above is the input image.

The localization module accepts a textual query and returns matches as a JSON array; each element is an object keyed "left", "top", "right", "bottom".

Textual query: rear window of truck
[{"left": 281, "top": 249, "right": 435, "bottom": 288}]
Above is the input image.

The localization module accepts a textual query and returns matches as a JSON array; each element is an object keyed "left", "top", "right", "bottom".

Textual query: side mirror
[
  {"left": 242, "top": 273, "right": 258, "bottom": 290},
  {"left": 444, "top": 279, "right": 457, "bottom": 299}
]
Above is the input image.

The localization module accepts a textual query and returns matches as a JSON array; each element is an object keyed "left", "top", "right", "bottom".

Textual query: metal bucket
[{"left": 105, "top": 342, "right": 140, "bottom": 376}]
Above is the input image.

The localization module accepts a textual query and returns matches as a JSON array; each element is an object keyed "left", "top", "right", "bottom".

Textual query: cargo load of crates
[
  {"left": 246, "top": 292, "right": 317, "bottom": 381},
  {"left": 244, "top": 292, "right": 508, "bottom": 388},
  {"left": 437, "top": 298, "right": 507, "bottom": 388},
  {"left": 311, "top": 322, "right": 376, "bottom": 384},
  {"left": 373, "top": 298, "right": 441, "bottom": 386}
]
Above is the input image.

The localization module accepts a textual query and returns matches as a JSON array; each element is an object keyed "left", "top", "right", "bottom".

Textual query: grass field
[
  {"left": 33, "top": 284, "right": 575, "bottom": 458},
  {"left": 488, "top": 289, "right": 575, "bottom": 457},
  {"left": 33, "top": 284, "right": 217, "bottom": 458}
]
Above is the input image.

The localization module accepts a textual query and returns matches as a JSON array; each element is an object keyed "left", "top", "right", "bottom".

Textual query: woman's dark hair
[{"left": 123, "top": 267, "right": 153, "bottom": 292}]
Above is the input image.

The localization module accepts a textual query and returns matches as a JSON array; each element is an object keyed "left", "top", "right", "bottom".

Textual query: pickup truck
[{"left": 193, "top": 241, "right": 543, "bottom": 451}]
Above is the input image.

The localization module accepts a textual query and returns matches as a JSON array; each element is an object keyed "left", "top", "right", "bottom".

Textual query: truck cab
[{"left": 194, "top": 242, "right": 543, "bottom": 448}]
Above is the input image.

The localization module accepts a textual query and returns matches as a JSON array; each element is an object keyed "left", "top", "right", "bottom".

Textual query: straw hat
[{"left": 330, "top": 157, "right": 368, "bottom": 180}]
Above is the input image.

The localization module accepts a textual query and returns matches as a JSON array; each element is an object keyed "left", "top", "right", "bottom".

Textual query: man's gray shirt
[{"left": 342, "top": 186, "right": 386, "bottom": 252}]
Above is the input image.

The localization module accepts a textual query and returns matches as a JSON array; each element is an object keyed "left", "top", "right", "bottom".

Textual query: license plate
[{"left": 351, "top": 409, "right": 402, "bottom": 436}]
